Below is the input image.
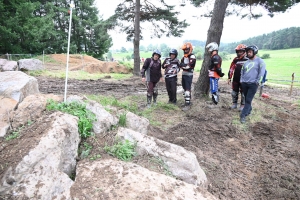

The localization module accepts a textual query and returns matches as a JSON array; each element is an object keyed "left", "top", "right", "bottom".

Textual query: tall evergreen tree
[
  {"left": 190, "top": 0, "right": 300, "bottom": 97},
  {"left": 109, "top": 0, "right": 189, "bottom": 75}
]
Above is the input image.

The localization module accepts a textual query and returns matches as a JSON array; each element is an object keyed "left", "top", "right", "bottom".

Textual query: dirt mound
[{"left": 45, "top": 54, "right": 131, "bottom": 74}]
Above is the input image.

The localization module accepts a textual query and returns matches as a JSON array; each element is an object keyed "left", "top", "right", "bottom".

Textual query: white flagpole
[{"left": 64, "top": 3, "right": 74, "bottom": 102}]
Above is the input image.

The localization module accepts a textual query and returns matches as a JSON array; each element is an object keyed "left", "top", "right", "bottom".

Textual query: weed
[
  {"left": 5, "top": 131, "right": 19, "bottom": 141},
  {"left": 90, "top": 154, "right": 101, "bottom": 160},
  {"left": 80, "top": 142, "right": 93, "bottom": 159},
  {"left": 150, "top": 157, "right": 174, "bottom": 177},
  {"left": 104, "top": 139, "right": 136, "bottom": 161},
  {"left": 118, "top": 112, "right": 127, "bottom": 127},
  {"left": 46, "top": 99, "right": 96, "bottom": 138}
]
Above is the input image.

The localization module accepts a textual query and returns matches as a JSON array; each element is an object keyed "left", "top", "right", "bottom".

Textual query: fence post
[{"left": 289, "top": 73, "right": 295, "bottom": 96}]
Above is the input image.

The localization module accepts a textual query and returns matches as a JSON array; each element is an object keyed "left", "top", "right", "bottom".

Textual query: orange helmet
[
  {"left": 181, "top": 42, "right": 193, "bottom": 57},
  {"left": 235, "top": 44, "right": 247, "bottom": 57}
]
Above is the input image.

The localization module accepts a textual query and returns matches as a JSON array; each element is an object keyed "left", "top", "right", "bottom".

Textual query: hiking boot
[
  {"left": 239, "top": 105, "right": 244, "bottom": 111},
  {"left": 231, "top": 103, "right": 237, "bottom": 109},
  {"left": 147, "top": 95, "right": 152, "bottom": 108},
  {"left": 240, "top": 116, "right": 246, "bottom": 123}
]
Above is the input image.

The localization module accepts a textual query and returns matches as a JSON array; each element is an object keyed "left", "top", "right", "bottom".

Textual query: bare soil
[{"left": 1, "top": 54, "right": 300, "bottom": 199}]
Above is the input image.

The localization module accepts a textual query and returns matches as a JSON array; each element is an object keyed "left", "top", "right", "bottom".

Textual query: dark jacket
[{"left": 140, "top": 58, "right": 162, "bottom": 82}]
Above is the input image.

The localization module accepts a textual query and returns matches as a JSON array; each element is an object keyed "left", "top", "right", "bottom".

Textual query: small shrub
[
  {"left": 261, "top": 54, "right": 270, "bottom": 59},
  {"left": 46, "top": 99, "right": 96, "bottom": 138},
  {"left": 118, "top": 112, "right": 127, "bottom": 127},
  {"left": 104, "top": 139, "right": 136, "bottom": 161}
]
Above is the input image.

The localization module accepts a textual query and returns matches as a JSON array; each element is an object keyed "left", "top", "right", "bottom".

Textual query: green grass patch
[
  {"left": 104, "top": 139, "right": 136, "bottom": 161},
  {"left": 46, "top": 99, "right": 96, "bottom": 138}
]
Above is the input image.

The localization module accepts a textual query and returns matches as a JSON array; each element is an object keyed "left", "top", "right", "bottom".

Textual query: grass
[
  {"left": 46, "top": 99, "right": 96, "bottom": 138},
  {"left": 104, "top": 139, "right": 137, "bottom": 161},
  {"left": 221, "top": 48, "right": 300, "bottom": 87}
]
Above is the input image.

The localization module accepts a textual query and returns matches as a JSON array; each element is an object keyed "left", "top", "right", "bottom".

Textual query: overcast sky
[{"left": 95, "top": 0, "right": 300, "bottom": 50}]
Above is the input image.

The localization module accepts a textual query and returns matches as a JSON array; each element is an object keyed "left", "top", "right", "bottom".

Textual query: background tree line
[
  {"left": 0, "top": 0, "right": 112, "bottom": 57},
  {"left": 220, "top": 27, "right": 300, "bottom": 53}
]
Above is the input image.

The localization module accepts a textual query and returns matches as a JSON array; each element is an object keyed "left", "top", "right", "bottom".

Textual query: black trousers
[{"left": 165, "top": 76, "right": 177, "bottom": 103}]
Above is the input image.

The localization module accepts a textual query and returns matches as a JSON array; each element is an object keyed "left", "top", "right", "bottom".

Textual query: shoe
[
  {"left": 231, "top": 103, "right": 237, "bottom": 109},
  {"left": 147, "top": 104, "right": 151, "bottom": 108},
  {"left": 239, "top": 105, "right": 244, "bottom": 111},
  {"left": 240, "top": 116, "right": 246, "bottom": 123}
]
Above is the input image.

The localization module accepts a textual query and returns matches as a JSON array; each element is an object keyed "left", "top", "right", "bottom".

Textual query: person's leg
[
  {"left": 240, "top": 83, "right": 258, "bottom": 122},
  {"left": 182, "top": 75, "right": 193, "bottom": 110},
  {"left": 153, "top": 82, "right": 158, "bottom": 105},
  {"left": 231, "top": 81, "right": 239, "bottom": 109},
  {"left": 165, "top": 78, "right": 171, "bottom": 102},
  {"left": 210, "top": 77, "right": 219, "bottom": 104},
  {"left": 169, "top": 77, "right": 177, "bottom": 104},
  {"left": 238, "top": 82, "right": 245, "bottom": 111},
  {"left": 147, "top": 82, "right": 154, "bottom": 107}
]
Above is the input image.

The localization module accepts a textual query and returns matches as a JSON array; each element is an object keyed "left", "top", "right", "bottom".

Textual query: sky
[{"left": 95, "top": 0, "right": 300, "bottom": 50}]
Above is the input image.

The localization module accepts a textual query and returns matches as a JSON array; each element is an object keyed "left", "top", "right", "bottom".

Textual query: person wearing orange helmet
[
  {"left": 227, "top": 44, "right": 249, "bottom": 110},
  {"left": 179, "top": 42, "right": 196, "bottom": 111},
  {"left": 206, "top": 42, "right": 224, "bottom": 105}
]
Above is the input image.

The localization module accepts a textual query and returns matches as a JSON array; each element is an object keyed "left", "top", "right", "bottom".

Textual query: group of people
[{"left": 140, "top": 42, "right": 266, "bottom": 123}]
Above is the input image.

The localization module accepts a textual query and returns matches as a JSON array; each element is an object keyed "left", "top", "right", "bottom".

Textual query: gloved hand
[
  {"left": 182, "top": 66, "right": 190, "bottom": 70},
  {"left": 179, "top": 63, "right": 187, "bottom": 67},
  {"left": 220, "top": 73, "right": 225, "bottom": 77}
]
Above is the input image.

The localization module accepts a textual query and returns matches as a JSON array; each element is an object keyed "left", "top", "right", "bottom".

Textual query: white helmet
[{"left": 206, "top": 42, "right": 219, "bottom": 53}]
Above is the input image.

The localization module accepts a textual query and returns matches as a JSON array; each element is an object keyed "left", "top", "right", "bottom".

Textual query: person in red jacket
[
  {"left": 227, "top": 44, "right": 248, "bottom": 111},
  {"left": 180, "top": 42, "right": 196, "bottom": 111},
  {"left": 140, "top": 49, "right": 163, "bottom": 108},
  {"left": 206, "top": 42, "right": 224, "bottom": 105}
]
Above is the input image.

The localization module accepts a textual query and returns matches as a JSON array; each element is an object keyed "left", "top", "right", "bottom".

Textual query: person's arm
[
  {"left": 140, "top": 58, "right": 150, "bottom": 78},
  {"left": 240, "top": 64, "right": 245, "bottom": 83},
  {"left": 228, "top": 59, "right": 236, "bottom": 79},
  {"left": 162, "top": 58, "right": 168, "bottom": 69},
  {"left": 257, "top": 58, "right": 266, "bottom": 84}
]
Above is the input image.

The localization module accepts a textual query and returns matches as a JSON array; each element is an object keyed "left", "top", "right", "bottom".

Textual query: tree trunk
[
  {"left": 133, "top": 0, "right": 141, "bottom": 76},
  {"left": 194, "top": 0, "right": 230, "bottom": 98}
]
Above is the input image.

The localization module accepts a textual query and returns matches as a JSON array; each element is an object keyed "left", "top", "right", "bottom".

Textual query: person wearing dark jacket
[
  {"left": 162, "top": 49, "right": 180, "bottom": 104},
  {"left": 141, "top": 49, "right": 163, "bottom": 108},
  {"left": 180, "top": 42, "right": 196, "bottom": 111},
  {"left": 206, "top": 42, "right": 224, "bottom": 105},
  {"left": 227, "top": 44, "right": 249, "bottom": 111}
]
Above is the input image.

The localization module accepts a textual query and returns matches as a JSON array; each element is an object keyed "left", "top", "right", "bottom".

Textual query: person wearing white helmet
[
  {"left": 141, "top": 49, "right": 163, "bottom": 108},
  {"left": 206, "top": 42, "right": 224, "bottom": 105},
  {"left": 162, "top": 48, "right": 181, "bottom": 104},
  {"left": 240, "top": 45, "right": 266, "bottom": 123},
  {"left": 227, "top": 44, "right": 249, "bottom": 111},
  {"left": 179, "top": 42, "right": 196, "bottom": 111}
]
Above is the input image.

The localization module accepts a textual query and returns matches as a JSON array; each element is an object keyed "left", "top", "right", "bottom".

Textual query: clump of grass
[
  {"left": 5, "top": 130, "right": 20, "bottom": 141},
  {"left": 104, "top": 139, "right": 136, "bottom": 161},
  {"left": 118, "top": 112, "right": 127, "bottom": 127},
  {"left": 80, "top": 142, "right": 93, "bottom": 159},
  {"left": 46, "top": 99, "right": 96, "bottom": 138}
]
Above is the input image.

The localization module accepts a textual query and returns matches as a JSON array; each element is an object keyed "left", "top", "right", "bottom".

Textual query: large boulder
[
  {"left": 0, "top": 97, "right": 18, "bottom": 137},
  {"left": 0, "top": 59, "right": 18, "bottom": 71},
  {"left": 18, "top": 59, "right": 43, "bottom": 71},
  {"left": 71, "top": 159, "right": 217, "bottom": 200},
  {"left": 10, "top": 94, "right": 48, "bottom": 129},
  {"left": 126, "top": 111, "right": 149, "bottom": 134},
  {"left": 117, "top": 127, "right": 207, "bottom": 186},
  {"left": 0, "top": 71, "right": 39, "bottom": 102},
  {"left": 67, "top": 95, "right": 118, "bottom": 135},
  {"left": 0, "top": 112, "right": 80, "bottom": 199}
]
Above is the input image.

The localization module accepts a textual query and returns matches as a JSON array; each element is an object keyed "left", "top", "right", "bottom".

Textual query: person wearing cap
[
  {"left": 162, "top": 49, "right": 181, "bottom": 104},
  {"left": 141, "top": 49, "right": 163, "bottom": 108},
  {"left": 240, "top": 45, "right": 266, "bottom": 123}
]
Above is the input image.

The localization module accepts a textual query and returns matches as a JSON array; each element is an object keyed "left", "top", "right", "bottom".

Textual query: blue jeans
[{"left": 240, "top": 82, "right": 258, "bottom": 118}]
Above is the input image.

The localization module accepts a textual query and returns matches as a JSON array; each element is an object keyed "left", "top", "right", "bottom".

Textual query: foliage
[
  {"left": 46, "top": 99, "right": 96, "bottom": 138},
  {"left": 0, "top": 0, "right": 112, "bottom": 57},
  {"left": 118, "top": 112, "right": 127, "bottom": 127},
  {"left": 5, "top": 131, "right": 20, "bottom": 141},
  {"left": 221, "top": 27, "right": 300, "bottom": 52},
  {"left": 80, "top": 142, "right": 93, "bottom": 158},
  {"left": 104, "top": 139, "right": 136, "bottom": 161},
  {"left": 261, "top": 54, "right": 271, "bottom": 59}
]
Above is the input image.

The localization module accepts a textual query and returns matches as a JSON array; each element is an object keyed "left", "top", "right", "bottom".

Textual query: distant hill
[{"left": 220, "top": 27, "right": 300, "bottom": 53}]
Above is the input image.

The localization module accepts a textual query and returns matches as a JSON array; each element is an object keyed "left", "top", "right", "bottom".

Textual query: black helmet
[
  {"left": 152, "top": 49, "right": 161, "bottom": 58},
  {"left": 169, "top": 49, "right": 178, "bottom": 57},
  {"left": 246, "top": 45, "right": 258, "bottom": 55}
]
